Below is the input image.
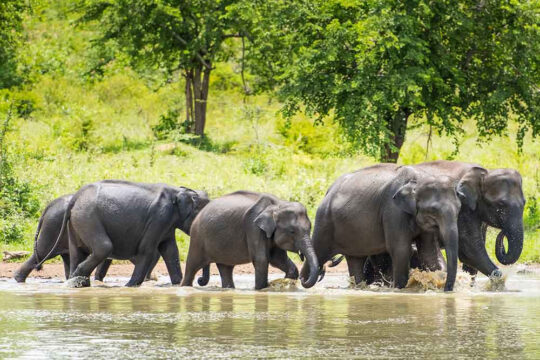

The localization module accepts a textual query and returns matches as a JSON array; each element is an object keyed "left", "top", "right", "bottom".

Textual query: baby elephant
[{"left": 181, "top": 191, "right": 320, "bottom": 290}]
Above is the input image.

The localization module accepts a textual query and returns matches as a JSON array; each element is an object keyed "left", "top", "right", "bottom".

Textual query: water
[{"left": 0, "top": 271, "right": 539, "bottom": 359}]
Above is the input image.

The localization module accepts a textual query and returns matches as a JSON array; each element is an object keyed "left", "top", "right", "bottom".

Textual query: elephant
[
  {"left": 301, "top": 163, "right": 463, "bottom": 291},
  {"left": 59, "top": 180, "right": 209, "bottom": 287},
  {"left": 353, "top": 161, "right": 524, "bottom": 284},
  {"left": 180, "top": 191, "right": 320, "bottom": 290},
  {"left": 414, "top": 160, "right": 525, "bottom": 278},
  {"left": 14, "top": 193, "right": 160, "bottom": 283}
]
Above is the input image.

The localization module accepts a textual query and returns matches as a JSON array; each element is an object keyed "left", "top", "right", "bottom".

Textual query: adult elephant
[
  {"left": 181, "top": 191, "right": 319, "bottom": 290},
  {"left": 414, "top": 160, "right": 525, "bottom": 278},
  {"left": 302, "top": 164, "right": 463, "bottom": 291},
  {"left": 59, "top": 180, "right": 209, "bottom": 287},
  {"left": 14, "top": 193, "right": 159, "bottom": 283}
]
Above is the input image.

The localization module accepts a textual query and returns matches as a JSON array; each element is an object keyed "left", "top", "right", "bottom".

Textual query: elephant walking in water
[
  {"left": 302, "top": 164, "right": 464, "bottom": 291},
  {"left": 181, "top": 191, "right": 320, "bottom": 290},
  {"left": 60, "top": 180, "right": 209, "bottom": 287}
]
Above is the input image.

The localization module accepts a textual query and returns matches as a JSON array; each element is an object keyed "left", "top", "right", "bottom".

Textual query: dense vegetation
[{"left": 0, "top": 1, "right": 538, "bottom": 263}]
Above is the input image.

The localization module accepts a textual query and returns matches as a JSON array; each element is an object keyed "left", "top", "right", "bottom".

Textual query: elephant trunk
[
  {"left": 440, "top": 224, "right": 459, "bottom": 292},
  {"left": 495, "top": 218, "right": 524, "bottom": 265},
  {"left": 298, "top": 236, "right": 319, "bottom": 289}
]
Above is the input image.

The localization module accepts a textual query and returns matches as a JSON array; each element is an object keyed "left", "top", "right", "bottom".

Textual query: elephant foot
[
  {"left": 65, "top": 276, "right": 91, "bottom": 288},
  {"left": 13, "top": 272, "right": 26, "bottom": 283}
]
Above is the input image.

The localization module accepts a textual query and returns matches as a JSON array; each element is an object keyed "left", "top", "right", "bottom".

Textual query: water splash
[
  {"left": 264, "top": 278, "right": 298, "bottom": 291},
  {"left": 483, "top": 273, "right": 507, "bottom": 291}
]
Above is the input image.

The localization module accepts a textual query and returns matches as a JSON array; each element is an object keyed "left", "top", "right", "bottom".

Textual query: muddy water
[{"left": 0, "top": 271, "right": 539, "bottom": 359}]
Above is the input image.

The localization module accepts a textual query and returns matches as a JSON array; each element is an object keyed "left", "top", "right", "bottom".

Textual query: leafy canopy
[
  {"left": 248, "top": 0, "right": 540, "bottom": 159},
  {"left": 0, "top": 0, "right": 26, "bottom": 88}
]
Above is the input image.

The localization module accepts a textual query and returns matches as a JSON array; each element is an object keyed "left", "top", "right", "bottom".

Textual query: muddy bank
[{"left": 0, "top": 260, "right": 351, "bottom": 280}]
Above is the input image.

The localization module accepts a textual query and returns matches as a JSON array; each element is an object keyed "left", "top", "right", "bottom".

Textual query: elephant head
[
  {"left": 393, "top": 175, "right": 461, "bottom": 291},
  {"left": 175, "top": 187, "right": 210, "bottom": 235},
  {"left": 457, "top": 167, "right": 525, "bottom": 265},
  {"left": 254, "top": 198, "right": 319, "bottom": 288}
]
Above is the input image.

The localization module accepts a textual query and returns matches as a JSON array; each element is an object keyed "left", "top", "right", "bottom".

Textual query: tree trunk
[
  {"left": 184, "top": 70, "right": 194, "bottom": 132},
  {"left": 381, "top": 108, "right": 411, "bottom": 163},
  {"left": 191, "top": 65, "right": 211, "bottom": 136}
]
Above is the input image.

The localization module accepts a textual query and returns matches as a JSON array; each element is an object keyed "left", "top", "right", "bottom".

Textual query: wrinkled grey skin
[
  {"left": 181, "top": 191, "right": 319, "bottom": 290},
  {"left": 13, "top": 193, "right": 159, "bottom": 283},
  {"left": 415, "top": 161, "right": 525, "bottom": 277},
  {"left": 303, "top": 164, "right": 462, "bottom": 291},
  {"left": 63, "top": 180, "right": 209, "bottom": 287},
  {"left": 360, "top": 161, "right": 525, "bottom": 282}
]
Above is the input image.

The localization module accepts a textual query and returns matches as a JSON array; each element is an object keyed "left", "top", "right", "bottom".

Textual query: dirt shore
[{"left": 0, "top": 260, "right": 350, "bottom": 280}]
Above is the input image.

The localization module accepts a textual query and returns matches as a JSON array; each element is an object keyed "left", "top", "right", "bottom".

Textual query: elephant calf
[
  {"left": 181, "top": 191, "right": 320, "bottom": 290},
  {"left": 63, "top": 180, "right": 209, "bottom": 287}
]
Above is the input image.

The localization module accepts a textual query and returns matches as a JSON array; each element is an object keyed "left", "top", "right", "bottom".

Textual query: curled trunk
[{"left": 495, "top": 219, "right": 524, "bottom": 265}]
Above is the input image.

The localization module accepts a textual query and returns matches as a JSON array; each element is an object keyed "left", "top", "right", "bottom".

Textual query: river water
[{"left": 0, "top": 270, "right": 538, "bottom": 359}]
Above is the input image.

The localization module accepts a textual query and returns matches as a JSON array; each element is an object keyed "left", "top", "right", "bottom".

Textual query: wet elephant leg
[
  {"left": 126, "top": 252, "right": 156, "bottom": 287},
  {"left": 389, "top": 241, "right": 413, "bottom": 289},
  {"left": 458, "top": 212, "right": 499, "bottom": 277},
  {"left": 415, "top": 233, "right": 445, "bottom": 271},
  {"left": 94, "top": 258, "right": 112, "bottom": 281},
  {"left": 145, "top": 253, "right": 160, "bottom": 281},
  {"left": 61, "top": 254, "right": 71, "bottom": 280},
  {"left": 346, "top": 255, "right": 367, "bottom": 285},
  {"left": 269, "top": 248, "right": 299, "bottom": 280},
  {"left": 14, "top": 254, "right": 39, "bottom": 283},
  {"left": 253, "top": 256, "right": 269, "bottom": 290},
  {"left": 216, "top": 263, "right": 235, "bottom": 288},
  {"left": 158, "top": 237, "right": 182, "bottom": 285}
]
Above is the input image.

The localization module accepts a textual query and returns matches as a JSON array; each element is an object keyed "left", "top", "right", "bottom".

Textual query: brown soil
[{"left": 0, "top": 260, "right": 350, "bottom": 280}]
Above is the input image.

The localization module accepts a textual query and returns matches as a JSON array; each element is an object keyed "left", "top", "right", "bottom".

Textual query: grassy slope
[{"left": 2, "top": 1, "right": 538, "bottom": 264}]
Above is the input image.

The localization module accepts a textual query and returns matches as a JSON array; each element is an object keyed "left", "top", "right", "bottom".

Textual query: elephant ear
[
  {"left": 251, "top": 196, "right": 278, "bottom": 239},
  {"left": 175, "top": 187, "right": 197, "bottom": 220},
  {"left": 393, "top": 180, "right": 417, "bottom": 215},
  {"left": 457, "top": 167, "right": 487, "bottom": 211}
]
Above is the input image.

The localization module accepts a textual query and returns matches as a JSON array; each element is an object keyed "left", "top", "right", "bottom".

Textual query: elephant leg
[
  {"left": 71, "top": 226, "right": 113, "bottom": 280},
  {"left": 253, "top": 257, "right": 269, "bottom": 290},
  {"left": 158, "top": 237, "right": 182, "bottom": 285},
  {"left": 126, "top": 253, "right": 156, "bottom": 287},
  {"left": 458, "top": 214, "right": 499, "bottom": 277},
  {"left": 216, "top": 263, "right": 235, "bottom": 288},
  {"left": 61, "top": 254, "right": 71, "bottom": 280},
  {"left": 181, "top": 253, "right": 207, "bottom": 287},
  {"left": 346, "top": 255, "right": 367, "bottom": 285},
  {"left": 389, "top": 241, "right": 413, "bottom": 289},
  {"left": 94, "top": 258, "right": 112, "bottom": 281},
  {"left": 269, "top": 248, "right": 299, "bottom": 280},
  {"left": 13, "top": 253, "right": 39, "bottom": 283},
  {"left": 145, "top": 253, "right": 160, "bottom": 281}
]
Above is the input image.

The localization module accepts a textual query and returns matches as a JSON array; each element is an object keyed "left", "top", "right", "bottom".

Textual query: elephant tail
[
  {"left": 197, "top": 265, "right": 210, "bottom": 286},
  {"left": 33, "top": 201, "right": 53, "bottom": 270},
  {"left": 35, "top": 195, "right": 76, "bottom": 270}
]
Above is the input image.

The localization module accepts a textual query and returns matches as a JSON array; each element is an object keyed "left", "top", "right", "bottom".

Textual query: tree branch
[{"left": 159, "top": 23, "right": 212, "bottom": 70}]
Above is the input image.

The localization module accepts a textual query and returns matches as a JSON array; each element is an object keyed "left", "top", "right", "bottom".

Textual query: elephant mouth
[{"left": 298, "top": 251, "right": 305, "bottom": 262}]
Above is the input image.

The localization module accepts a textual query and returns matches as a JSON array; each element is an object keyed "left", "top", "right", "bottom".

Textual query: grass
[{"left": 1, "top": 0, "right": 538, "bottom": 265}]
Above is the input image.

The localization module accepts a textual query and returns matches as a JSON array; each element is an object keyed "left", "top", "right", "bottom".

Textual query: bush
[
  {"left": 0, "top": 109, "right": 40, "bottom": 244},
  {"left": 524, "top": 196, "right": 539, "bottom": 231}
]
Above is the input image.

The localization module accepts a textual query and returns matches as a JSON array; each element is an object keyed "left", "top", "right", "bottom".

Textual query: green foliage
[
  {"left": 0, "top": 0, "right": 26, "bottom": 88},
  {"left": 151, "top": 108, "right": 184, "bottom": 140},
  {"left": 248, "top": 0, "right": 540, "bottom": 161},
  {"left": 0, "top": 106, "right": 40, "bottom": 244},
  {"left": 525, "top": 196, "right": 540, "bottom": 232}
]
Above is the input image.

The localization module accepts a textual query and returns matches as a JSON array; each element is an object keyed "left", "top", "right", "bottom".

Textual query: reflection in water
[{"left": 0, "top": 274, "right": 538, "bottom": 359}]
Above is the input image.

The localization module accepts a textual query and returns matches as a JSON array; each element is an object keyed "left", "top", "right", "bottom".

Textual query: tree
[
  {"left": 0, "top": 0, "right": 26, "bottom": 89},
  {"left": 248, "top": 0, "right": 540, "bottom": 162},
  {"left": 80, "top": 0, "right": 242, "bottom": 136}
]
